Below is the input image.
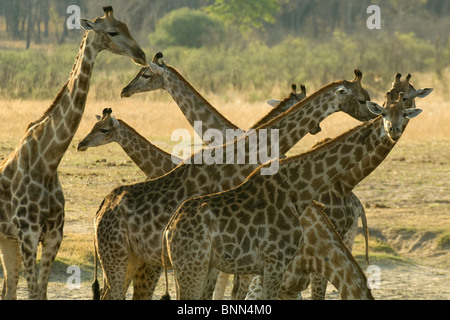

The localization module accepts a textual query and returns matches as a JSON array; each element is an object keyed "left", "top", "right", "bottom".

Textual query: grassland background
[{"left": 0, "top": 0, "right": 449, "bottom": 299}]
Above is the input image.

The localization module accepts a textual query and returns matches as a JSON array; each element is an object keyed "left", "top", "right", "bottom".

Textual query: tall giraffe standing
[
  {"left": 0, "top": 6, "right": 145, "bottom": 300},
  {"left": 162, "top": 94, "right": 422, "bottom": 299},
  {"left": 92, "top": 71, "right": 373, "bottom": 299}
]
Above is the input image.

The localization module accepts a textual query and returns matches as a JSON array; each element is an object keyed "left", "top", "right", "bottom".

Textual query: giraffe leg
[
  {"left": 37, "top": 220, "right": 64, "bottom": 299},
  {"left": 310, "top": 272, "right": 328, "bottom": 300},
  {"left": 245, "top": 275, "right": 263, "bottom": 300},
  {"left": 200, "top": 267, "right": 220, "bottom": 299},
  {"left": 170, "top": 240, "right": 212, "bottom": 300},
  {"left": 96, "top": 241, "right": 130, "bottom": 300},
  {"left": 213, "top": 272, "right": 229, "bottom": 300},
  {"left": 173, "top": 262, "right": 210, "bottom": 300},
  {"left": 233, "top": 274, "right": 252, "bottom": 299},
  {"left": 0, "top": 239, "right": 21, "bottom": 300},
  {"left": 261, "top": 261, "right": 286, "bottom": 300},
  {"left": 131, "top": 264, "right": 162, "bottom": 300},
  {"left": 17, "top": 232, "right": 40, "bottom": 299}
]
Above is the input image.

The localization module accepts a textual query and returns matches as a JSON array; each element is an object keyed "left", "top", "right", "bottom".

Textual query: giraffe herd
[{"left": 0, "top": 6, "right": 433, "bottom": 300}]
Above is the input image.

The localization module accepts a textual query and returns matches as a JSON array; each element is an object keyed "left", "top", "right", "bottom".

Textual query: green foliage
[
  {"left": 0, "top": 29, "right": 447, "bottom": 100},
  {"left": 204, "top": 0, "right": 280, "bottom": 34},
  {"left": 0, "top": 45, "right": 75, "bottom": 99},
  {"left": 149, "top": 8, "right": 225, "bottom": 48}
]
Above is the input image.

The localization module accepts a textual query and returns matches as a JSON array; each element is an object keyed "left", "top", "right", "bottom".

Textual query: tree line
[{"left": 0, "top": 0, "right": 448, "bottom": 48}]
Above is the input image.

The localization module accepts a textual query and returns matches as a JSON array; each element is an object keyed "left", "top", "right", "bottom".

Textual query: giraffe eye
[
  {"left": 107, "top": 31, "right": 119, "bottom": 37},
  {"left": 100, "top": 129, "right": 109, "bottom": 134},
  {"left": 142, "top": 74, "right": 151, "bottom": 79}
]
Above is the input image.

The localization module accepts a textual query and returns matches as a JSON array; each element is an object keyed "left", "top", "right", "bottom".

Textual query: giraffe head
[
  {"left": 79, "top": 6, "right": 146, "bottom": 65},
  {"left": 77, "top": 108, "right": 119, "bottom": 151},
  {"left": 267, "top": 84, "right": 307, "bottom": 107},
  {"left": 121, "top": 52, "right": 166, "bottom": 97},
  {"left": 333, "top": 69, "right": 374, "bottom": 122},
  {"left": 366, "top": 91, "right": 422, "bottom": 142},
  {"left": 266, "top": 84, "right": 322, "bottom": 135},
  {"left": 388, "top": 73, "right": 433, "bottom": 108}
]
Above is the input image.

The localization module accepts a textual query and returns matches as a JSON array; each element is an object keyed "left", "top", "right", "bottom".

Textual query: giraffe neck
[
  {"left": 334, "top": 117, "right": 410, "bottom": 195},
  {"left": 114, "top": 119, "right": 179, "bottom": 178},
  {"left": 28, "top": 31, "right": 98, "bottom": 171},
  {"left": 249, "top": 116, "right": 386, "bottom": 209},
  {"left": 163, "top": 66, "right": 239, "bottom": 140},
  {"left": 250, "top": 93, "right": 302, "bottom": 129},
  {"left": 256, "top": 82, "right": 343, "bottom": 155},
  {"left": 182, "top": 82, "right": 345, "bottom": 179}
]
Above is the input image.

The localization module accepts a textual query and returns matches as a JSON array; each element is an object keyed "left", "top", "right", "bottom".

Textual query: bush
[{"left": 149, "top": 8, "right": 225, "bottom": 48}]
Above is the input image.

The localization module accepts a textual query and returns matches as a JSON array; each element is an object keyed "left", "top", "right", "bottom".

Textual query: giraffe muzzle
[
  {"left": 120, "top": 87, "right": 133, "bottom": 98},
  {"left": 77, "top": 141, "right": 89, "bottom": 152}
]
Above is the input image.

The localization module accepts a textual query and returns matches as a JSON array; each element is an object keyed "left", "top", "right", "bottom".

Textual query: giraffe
[
  {"left": 120, "top": 63, "right": 374, "bottom": 299},
  {"left": 77, "top": 108, "right": 179, "bottom": 179},
  {"left": 162, "top": 95, "right": 422, "bottom": 299},
  {"left": 0, "top": 6, "right": 145, "bottom": 300},
  {"left": 231, "top": 73, "right": 433, "bottom": 300},
  {"left": 92, "top": 69, "right": 373, "bottom": 300}
]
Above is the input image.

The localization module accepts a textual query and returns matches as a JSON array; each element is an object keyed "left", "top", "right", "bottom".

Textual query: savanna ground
[{"left": 0, "top": 76, "right": 449, "bottom": 300}]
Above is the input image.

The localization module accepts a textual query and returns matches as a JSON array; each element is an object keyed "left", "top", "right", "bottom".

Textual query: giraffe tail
[
  {"left": 160, "top": 230, "right": 171, "bottom": 300},
  {"left": 360, "top": 207, "right": 370, "bottom": 265},
  {"left": 92, "top": 236, "right": 101, "bottom": 300}
]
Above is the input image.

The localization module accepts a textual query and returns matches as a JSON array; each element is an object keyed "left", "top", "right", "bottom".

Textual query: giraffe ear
[
  {"left": 366, "top": 101, "right": 386, "bottom": 116},
  {"left": 111, "top": 116, "right": 120, "bottom": 127},
  {"left": 404, "top": 108, "right": 422, "bottom": 119},
  {"left": 267, "top": 99, "right": 281, "bottom": 107},
  {"left": 414, "top": 88, "right": 433, "bottom": 99},
  {"left": 95, "top": 115, "right": 101, "bottom": 121},
  {"left": 149, "top": 62, "right": 164, "bottom": 75},
  {"left": 79, "top": 19, "right": 96, "bottom": 31}
]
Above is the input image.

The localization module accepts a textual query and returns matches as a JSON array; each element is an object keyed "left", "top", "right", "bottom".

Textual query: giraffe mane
[
  {"left": 250, "top": 92, "right": 300, "bottom": 129},
  {"left": 116, "top": 119, "right": 170, "bottom": 156},
  {"left": 25, "top": 80, "right": 69, "bottom": 131},
  {"left": 24, "top": 31, "right": 90, "bottom": 132},
  {"left": 253, "top": 80, "right": 345, "bottom": 130},
  {"left": 165, "top": 65, "right": 238, "bottom": 130}
]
